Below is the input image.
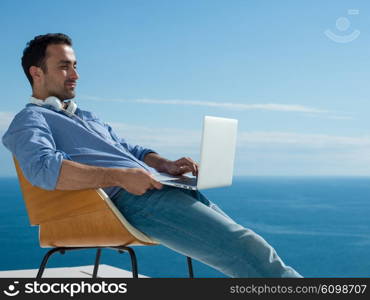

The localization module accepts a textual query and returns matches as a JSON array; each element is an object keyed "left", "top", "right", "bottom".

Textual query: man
[{"left": 2, "top": 33, "right": 302, "bottom": 278}]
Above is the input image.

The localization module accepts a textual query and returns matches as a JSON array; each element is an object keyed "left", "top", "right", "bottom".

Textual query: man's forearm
[
  {"left": 143, "top": 152, "right": 171, "bottom": 173},
  {"left": 55, "top": 159, "right": 121, "bottom": 190},
  {"left": 55, "top": 159, "right": 162, "bottom": 195}
]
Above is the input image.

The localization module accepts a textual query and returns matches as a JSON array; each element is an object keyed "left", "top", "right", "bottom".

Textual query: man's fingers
[
  {"left": 192, "top": 164, "right": 198, "bottom": 176},
  {"left": 175, "top": 157, "right": 198, "bottom": 175},
  {"left": 150, "top": 177, "right": 163, "bottom": 190},
  {"left": 174, "top": 166, "right": 187, "bottom": 175}
]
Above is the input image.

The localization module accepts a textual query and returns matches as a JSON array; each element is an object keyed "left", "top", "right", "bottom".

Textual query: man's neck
[
  {"left": 31, "top": 95, "right": 45, "bottom": 101},
  {"left": 31, "top": 93, "right": 67, "bottom": 109},
  {"left": 31, "top": 91, "right": 49, "bottom": 101}
]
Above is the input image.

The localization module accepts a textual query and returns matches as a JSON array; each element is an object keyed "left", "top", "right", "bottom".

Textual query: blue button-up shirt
[{"left": 2, "top": 103, "right": 158, "bottom": 198}]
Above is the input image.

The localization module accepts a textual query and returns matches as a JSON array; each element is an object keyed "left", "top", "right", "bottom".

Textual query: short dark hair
[{"left": 21, "top": 33, "right": 72, "bottom": 86}]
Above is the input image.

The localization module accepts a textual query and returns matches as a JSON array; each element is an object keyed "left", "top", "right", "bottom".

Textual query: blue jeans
[{"left": 111, "top": 186, "right": 302, "bottom": 278}]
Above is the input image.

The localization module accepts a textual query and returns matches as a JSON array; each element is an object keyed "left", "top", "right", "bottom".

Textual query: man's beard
[
  {"left": 44, "top": 78, "right": 76, "bottom": 100},
  {"left": 49, "top": 87, "right": 76, "bottom": 101}
]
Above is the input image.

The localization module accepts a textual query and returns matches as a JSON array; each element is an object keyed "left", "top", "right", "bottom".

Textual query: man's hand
[
  {"left": 143, "top": 152, "right": 199, "bottom": 176},
  {"left": 162, "top": 157, "right": 199, "bottom": 176},
  {"left": 118, "top": 168, "right": 163, "bottom": 195}
]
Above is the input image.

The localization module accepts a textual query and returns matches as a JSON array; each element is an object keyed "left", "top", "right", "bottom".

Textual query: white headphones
[{"left": 30, "top": 96, "right": 77, "bottom": 116}]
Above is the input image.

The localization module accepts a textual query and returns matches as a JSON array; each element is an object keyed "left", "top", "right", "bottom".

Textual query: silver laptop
[{"left": 154, "top": 115, "right": 238, "bottom": 190}]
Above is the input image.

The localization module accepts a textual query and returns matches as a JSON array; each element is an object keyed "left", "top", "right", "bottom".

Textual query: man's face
[{"left": 40, "top": 44, "right": 79, "bottom": 100}]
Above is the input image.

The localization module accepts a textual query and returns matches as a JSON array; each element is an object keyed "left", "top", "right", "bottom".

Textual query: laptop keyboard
[{"left": 170, "top": 177, "right": 197, "bottom": 186}]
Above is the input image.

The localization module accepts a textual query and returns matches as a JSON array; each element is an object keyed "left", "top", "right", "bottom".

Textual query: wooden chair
[{"left": 13, "top": 158, "right": 194, "bottom": 278}]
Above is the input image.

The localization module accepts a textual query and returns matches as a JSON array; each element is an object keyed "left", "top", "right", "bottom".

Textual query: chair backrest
[{"left": 13, "top": 157, "right": 158, "bottom": 247}]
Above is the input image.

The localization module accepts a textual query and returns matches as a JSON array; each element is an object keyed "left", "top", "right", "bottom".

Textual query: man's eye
[{"left": 60, "top": 66, "right": 68, "bottom": 69}]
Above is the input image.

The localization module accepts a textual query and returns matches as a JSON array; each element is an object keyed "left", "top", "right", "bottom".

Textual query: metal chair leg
[
  {"left": 37, "top": 247, "right": 66, "bottom": 278},
  {"left": 92, "top": 248, "right": 102, "bottom": 278},
  {"left": 186, "top": 256, "right": 194, "bottom": 278},
  {"left": 116, "top": 246, "right": 138, "bottom": 278}
]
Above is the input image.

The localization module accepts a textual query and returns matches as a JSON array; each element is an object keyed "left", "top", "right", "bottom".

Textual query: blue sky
[{"left": 0, "top": 0, "right": 369, "bottom": 176}]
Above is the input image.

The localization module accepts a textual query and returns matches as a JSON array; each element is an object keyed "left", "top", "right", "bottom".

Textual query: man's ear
[{"left": 29, "top": 66, "right": 44, "bottom": 83}]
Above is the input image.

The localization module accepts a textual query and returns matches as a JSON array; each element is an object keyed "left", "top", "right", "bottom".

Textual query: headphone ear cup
[
  {"left": 45, "top": 97, "right": 63, "bottom": 111},
  {"left": 29, "top": 97, "right": 44, "bottom": 106},
  {"left": 65, "top": 101, "right": 77, "bottom": 115}
]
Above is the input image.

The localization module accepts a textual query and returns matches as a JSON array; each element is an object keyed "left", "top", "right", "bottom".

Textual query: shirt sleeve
[
  {"left": 2, "top": 110, "right": 68, "bottom": 190},
  {"left": 103, "top": 122, "right": 157, "bottom": 161}
]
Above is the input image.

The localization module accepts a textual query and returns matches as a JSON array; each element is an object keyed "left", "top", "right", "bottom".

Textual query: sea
[{"left": 0, "top": 176, "right": 369, "bottom": 278}]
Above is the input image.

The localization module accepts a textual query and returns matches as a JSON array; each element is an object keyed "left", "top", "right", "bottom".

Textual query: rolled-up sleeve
[{"left": 2, "top": 110, "right": 66, "bottom": 190}]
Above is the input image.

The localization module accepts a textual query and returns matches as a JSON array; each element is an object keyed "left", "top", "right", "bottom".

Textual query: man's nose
[{"left": 70, "top": 68, "right": 79, "bottom": 80}]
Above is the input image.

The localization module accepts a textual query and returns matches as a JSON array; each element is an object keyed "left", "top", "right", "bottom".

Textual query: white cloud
[
  {"left": 305, "top": 113, "right": 354, "bottom": 120},
  {"left": 110, "top": 122, "right": 370, "bottom": 151},
  {"left": 80, "top": 95, "right": 329, "bottom": 114},
  {"left": 326, "top": 115, "right": 354, "bottom": 120},
  {"left": 237, "top": 131, "right": 370, "bottom": 149},
  {"left": 136, "top": 99, "right": 327, "bottom": 113}
]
